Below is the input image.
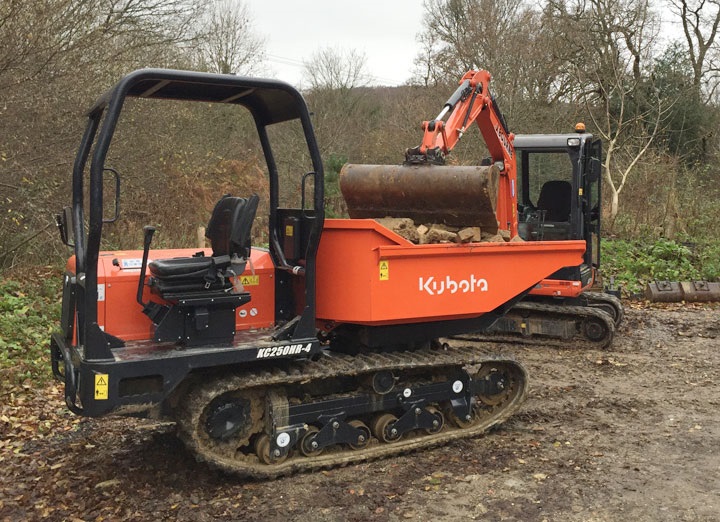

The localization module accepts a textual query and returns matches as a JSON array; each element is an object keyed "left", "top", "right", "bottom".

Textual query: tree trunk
[{"left": 607, "top": 185, "right": 620, "bottom": 233}]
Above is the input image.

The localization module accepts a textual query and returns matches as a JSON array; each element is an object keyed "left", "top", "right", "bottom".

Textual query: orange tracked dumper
[{"left": 52, "top": 69, "right": 585, "bottom": 477}]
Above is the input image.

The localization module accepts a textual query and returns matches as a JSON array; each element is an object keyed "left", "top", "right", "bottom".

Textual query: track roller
[
  {"left": 255, "top": 434, "right": 289, "bottom": 465},
  {"left": 372, "top": 413, "right": 401, "bottom": 443},
  {"left": 448, "top": 405, "right": 479, "bottom": 429},
  {"left": 299, "top": 426, "right": 323, "bottom": 457},
  {"left": 348, "top": 420, "right": 371, "bottom": 450},
  {"left": 425, "top": 407, "right": 445, "bottom": 434}
]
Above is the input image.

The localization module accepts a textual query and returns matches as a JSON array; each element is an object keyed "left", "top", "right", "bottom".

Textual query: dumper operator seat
[
  {"left": 142, "top": 194, "right": 259, "bottom": 346},
  {"left": 148, "top": 194, "right": 259, "bottom": 292}
]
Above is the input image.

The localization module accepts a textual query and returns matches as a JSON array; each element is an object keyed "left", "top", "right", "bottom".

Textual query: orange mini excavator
[
  {"left": 341, "top": 70, "right": 622, "bottom": 350},
  {"left": 52, "top": 69, "right": 587, "bottom": 477}
]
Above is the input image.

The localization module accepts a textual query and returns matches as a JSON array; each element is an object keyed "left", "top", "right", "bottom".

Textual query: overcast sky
[
  {"left": 246, "top": 0, "right": 686, "bottom": 89},
  {"left": 247, "top": 0, "right": 424, "bottom": 88}
]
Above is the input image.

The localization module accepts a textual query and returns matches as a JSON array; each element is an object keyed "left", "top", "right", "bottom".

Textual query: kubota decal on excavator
[
  {"left": 494, "top": 122, "right": 513, "bottom": 159},
  {"left": 419, "top": 275, "right": 489, "bottom": 296}
]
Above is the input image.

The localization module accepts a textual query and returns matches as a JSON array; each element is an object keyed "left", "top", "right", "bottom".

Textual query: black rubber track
[{"left": 176, "top": 344, "right": 527, "bottom": 478}]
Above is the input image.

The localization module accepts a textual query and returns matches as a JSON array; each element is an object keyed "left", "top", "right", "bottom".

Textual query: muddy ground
[{"left": 1, "top": 304, "right": 718, "bottom": 521}]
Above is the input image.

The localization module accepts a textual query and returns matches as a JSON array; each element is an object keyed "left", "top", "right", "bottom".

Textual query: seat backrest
[
  {"left": 537, "top": 180, "right": 571, "bottom": 222},
  {"left": 206, "top": 194, "right": 260, "bottom": 258}
]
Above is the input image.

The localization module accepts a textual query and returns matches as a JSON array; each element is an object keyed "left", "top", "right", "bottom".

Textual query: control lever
[{"left": 136, "top": 226, "right": 156, "bottom": 306}]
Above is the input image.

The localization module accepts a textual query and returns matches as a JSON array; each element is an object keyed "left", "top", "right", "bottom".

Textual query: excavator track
[
  {"left": 175, "top": 344, "right": 527, "bottom": 478},
  {"left": 453, "top": 302, "right": 615, "bottom": 349},
  {"left": 584, "top": 292, "right": 624, "bottom": 327}
]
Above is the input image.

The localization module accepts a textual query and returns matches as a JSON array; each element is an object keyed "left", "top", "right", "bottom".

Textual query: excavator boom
[{"left": 406, "top": 71, "right": 513, "bottom": 168}]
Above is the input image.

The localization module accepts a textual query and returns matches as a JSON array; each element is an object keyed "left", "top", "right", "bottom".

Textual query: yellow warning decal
[
  {"left": 95, "top": 374, "right": 109, "bottom": 400},
  {"left": 240, "top": 275, "right": 260, "bottom": 286},
  {"left": 285, "top": 225, "right": 294, "bottom": 237},
  {"left": 379, "top": 260, "right": 389, "bottom": 281},
  {"left": 579, "top": 188, "right": 584, "bottom": 196}
]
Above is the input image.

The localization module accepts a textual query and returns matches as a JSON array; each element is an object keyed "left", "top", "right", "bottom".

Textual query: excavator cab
[
  {"left": 514, "top": 131, "right": 602, "bottom": 288},
  {"left": 481, "top": 131, "right": 622, "bottom": 348}
]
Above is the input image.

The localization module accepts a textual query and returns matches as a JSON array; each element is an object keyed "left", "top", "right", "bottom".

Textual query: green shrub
[
  {"left": 698, "top": 242, "right": 720, "bottom": 281},
  {"left": 602, "top": 238, "right": 717, "bottom": 295},
  {"left": 0, "top": 277, "right": 61, "bottom": 389}
]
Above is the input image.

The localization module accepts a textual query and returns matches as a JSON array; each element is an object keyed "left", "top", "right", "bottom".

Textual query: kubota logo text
[
  {"left": 419, "top": 275, "right": 489, "bottom": 296},
  {"left": 494, "top": 123, "right": 514, "bottom": 158}
]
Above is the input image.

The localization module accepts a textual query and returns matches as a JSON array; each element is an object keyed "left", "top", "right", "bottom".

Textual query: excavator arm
[{"left": 405, "top": 70, "right": 518, "bottom": 237}]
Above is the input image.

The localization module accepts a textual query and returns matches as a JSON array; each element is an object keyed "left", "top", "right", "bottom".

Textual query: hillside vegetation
[{"left": 1, "top": 1, "right": 719, "bottom": 389}]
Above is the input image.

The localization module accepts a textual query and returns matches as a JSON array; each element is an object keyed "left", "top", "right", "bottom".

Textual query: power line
[
  {"left": 265, "top": 53, "right": 404, "bottom": 86},
  {"left": 267, "top": 54, "right": 305, "bottom": 67}
]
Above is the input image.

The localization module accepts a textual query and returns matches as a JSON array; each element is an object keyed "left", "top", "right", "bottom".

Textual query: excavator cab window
[
  {"left": 525, "top": 153, "right": 573, "bottom": 210},
  {"left": 517, "top": 147, "right": 577, "bottom": 241}
]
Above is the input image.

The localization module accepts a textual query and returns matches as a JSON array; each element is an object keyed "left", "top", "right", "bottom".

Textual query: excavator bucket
[{"left": 339, "top": 163, "right": 500, "bottom": 232}]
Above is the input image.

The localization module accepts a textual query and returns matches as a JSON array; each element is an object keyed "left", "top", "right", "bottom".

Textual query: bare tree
[
  {"left": 0, "top": 0, "right": 210, "bottom": 90},
  {"left": 302, "top": 47, "right": 368, "bottom": 91},
  {"left": 411, "top": 0, "right": 571, "bottom": 125},
  {"left": 668, "top": 0, "right": 720, "bottom": 100},
  {"left": 412, "top": 30, "right": 443, "bottom": 87},
  {"left": 195, "top": 0, "right": 265, "bottom": 75},
  {"left": 297, "top": 47, "right": 373, "bottom": 172},
  {"left": 0, "top": 0, "right": 216, "bottom": 265},
  {"left": 417, "top": 0, "right": 528, "bottom": 80},
  {"left": 549, "top": 0, "right": 667, "bottom": 227}
]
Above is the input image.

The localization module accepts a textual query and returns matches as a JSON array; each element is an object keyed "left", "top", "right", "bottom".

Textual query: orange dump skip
[{"left": 316, "top": 219, "right": 586, "bottom": 325}]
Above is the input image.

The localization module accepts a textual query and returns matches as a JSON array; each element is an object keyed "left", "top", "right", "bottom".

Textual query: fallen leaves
[
  {"left": 95, "top": 479, "right": 121, "bottom": 489},
  {"left": 0, "top": 305, "right": 716, "bottom": 521}
]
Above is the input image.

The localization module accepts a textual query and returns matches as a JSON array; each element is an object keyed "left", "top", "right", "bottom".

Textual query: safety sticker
[
  {"left": 285, "top": 225, "right": 294, "bottom": 237},
  {"left": 240, "top": 275, "right": 260, "bottom": 286},
  {"left": 95, "top": 374, "right": 109, "bottom": 400},
  {"left": 379, "top": 260, "right": 389, "bottom": 281}
]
